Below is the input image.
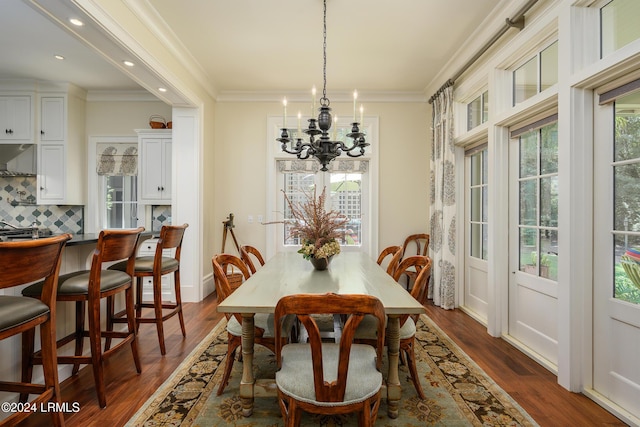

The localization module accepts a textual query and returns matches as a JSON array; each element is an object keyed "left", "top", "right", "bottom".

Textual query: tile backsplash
[
  {"left": 151, "top": 205, "right": 172, "bottom": 232},
  {"left": 0, "top": 176, "right": 83, "bottom": 233}
]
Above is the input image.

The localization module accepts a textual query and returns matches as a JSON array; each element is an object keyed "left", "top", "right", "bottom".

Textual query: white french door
[
  {"left": 508, "top": 120, "right": 559, "bottom": 370},
  {"left": 463, "top": 146, "right": 489, "bottom": 322},
  {"left": 593, "top": 90, "right": 640, "bottom": 422}
]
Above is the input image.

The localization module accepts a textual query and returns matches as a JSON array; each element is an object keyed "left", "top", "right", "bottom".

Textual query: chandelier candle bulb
[
  {"left": 283, "top": 98, "right": 287, "bottom": 128},
  {"left": 360, "top": 104, "right": 364, "bottom": 125},
  {"left": 312, "top": 86, "right": 317, "bottom": 115},
  {"left": 297, "top": 112, "right": 302, "bottom": 136},
  {"left": 353, "top": 90, "right": 358, "bottom": 122}
]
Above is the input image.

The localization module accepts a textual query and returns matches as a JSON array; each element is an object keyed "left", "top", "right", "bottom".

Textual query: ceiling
[
  {"left": 0, "top": 0, "right": 519, "bottom": 100},
  {"left": 0, "top": 1, "right": 141, "bottom": 91}
]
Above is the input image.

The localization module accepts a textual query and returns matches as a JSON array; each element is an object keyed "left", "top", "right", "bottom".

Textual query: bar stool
[
  {"left": 0, "top": 234, "right": 70, "bottom": 427},
  {"left": 108, "top": 224, "right": 188, "bottom": 355},
  {"left": 22, "top": 227, "right": 144, "bottom": 408}
]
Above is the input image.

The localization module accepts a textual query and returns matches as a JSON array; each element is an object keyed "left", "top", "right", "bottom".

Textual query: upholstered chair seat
[
  {"left": 276, "top": 343, "right": 382, "bottom": 406},
  {"left": 226, "top": 312, "right": 277, "bottom": 338}
]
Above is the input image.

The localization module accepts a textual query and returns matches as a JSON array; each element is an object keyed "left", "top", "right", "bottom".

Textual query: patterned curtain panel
[
  {"left": 429, "top": 85, "right": 456, "bottom": 309},
  {"left": 277, "top": 159, "right": 368, "bottom": 173},
  {"left": 96, "top": 143, "right": 138, "bottom": 176}
]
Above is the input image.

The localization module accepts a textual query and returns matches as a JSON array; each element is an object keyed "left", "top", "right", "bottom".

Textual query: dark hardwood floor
[{"left": 16, "top": 294, "right": 627, "bottom": 426}]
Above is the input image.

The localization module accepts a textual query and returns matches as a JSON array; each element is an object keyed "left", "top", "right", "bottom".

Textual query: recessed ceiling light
[
  {"left": 54, "top": 55, "right": 65, "bottom": 60},
  {"left": 158, "top": 87, "right": 167, "bottom": 92},
  {"left": 69, "top": 18, "right": 84, "bottom": 26},
  {"left": 123, "top": 60, "right": 135, "bottom": 67}
]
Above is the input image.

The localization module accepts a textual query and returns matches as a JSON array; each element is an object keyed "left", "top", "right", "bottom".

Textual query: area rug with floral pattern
[{"left": 126, "top": 314, "right": 539, "bottom": 426}]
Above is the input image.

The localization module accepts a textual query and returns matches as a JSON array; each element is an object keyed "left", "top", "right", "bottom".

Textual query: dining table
[{"left": 216, "top": 250, "right": 426, "bottom": 419}]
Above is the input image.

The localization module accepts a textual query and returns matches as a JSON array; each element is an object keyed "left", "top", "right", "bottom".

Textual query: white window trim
[{"left": 266, "top": 115, "right": 379, "bottom": 259}]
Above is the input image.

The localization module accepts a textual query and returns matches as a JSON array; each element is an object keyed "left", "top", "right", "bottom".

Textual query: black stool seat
[
  {"left": 110, "top": 256, "right": 179, "bottom": 273},
  {"left": 0, "top": 296, "right": 49, "bottom": 333},
  {"left": 23, "top": 270, "right": 132, "bottom": 297}
]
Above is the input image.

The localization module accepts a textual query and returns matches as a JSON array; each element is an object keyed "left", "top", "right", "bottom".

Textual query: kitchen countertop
[
  {"left": 62, "top": 231, "right": 155, "bottom": 247},
  {"left": 0, "top": 231, "right": 154, "bottom": 245},
  {"left": 65, "top": 233, "right": 100, "bottom": 246}
]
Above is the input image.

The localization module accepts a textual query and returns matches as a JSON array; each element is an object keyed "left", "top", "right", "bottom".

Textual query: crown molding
[
  {"left": 86, "top": 89, "right": 161, "bottom": 102},
  {"left": 216, "top": 90, "right": 428, "bottom": 103}
]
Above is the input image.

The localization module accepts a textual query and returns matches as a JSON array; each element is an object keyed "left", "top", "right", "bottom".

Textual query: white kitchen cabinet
[
  {"left": 138, "top": 239, "right": 175, "bottom": 302},
  {"left": 40, "top": 96, "right": 65, "bottom": 141},
  {"left": 0, "top": 95, "right": 32, "bottom": 141},
  {"left": 38, "top": 144, "right": 65, "bottom": 202},
  {"left": 138, "top": 129, "right": 172, "bottom": 203},
  {"left": 36, "top": 86, "right": 86, "bottom": 205}
]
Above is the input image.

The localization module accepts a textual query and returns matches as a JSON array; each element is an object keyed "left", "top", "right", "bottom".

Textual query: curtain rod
[{"left": 428, "top": 0, "right": 539, "bottom": 104}]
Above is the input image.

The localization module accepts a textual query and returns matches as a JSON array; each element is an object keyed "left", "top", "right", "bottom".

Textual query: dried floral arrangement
[{"left": 283, "top": 186, "right": 348, "bottom": 260}]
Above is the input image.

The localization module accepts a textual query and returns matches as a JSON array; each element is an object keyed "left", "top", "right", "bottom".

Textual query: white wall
[
  {"left": 85, "top": 100, "right": 172, "bottom": 137},
  {"left": 211, "top": 99, "right": 430, "bottom": 263}
]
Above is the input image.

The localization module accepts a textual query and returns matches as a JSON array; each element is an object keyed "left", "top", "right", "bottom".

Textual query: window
[
  {"left": 278, "top": 159, "right": 368, "bottom": 251},
  {"left": 104, "top": 175, "right": 138, "bottom": 228},
  {"left": 613, "top": 92, "right": 640, "bottom": 304},
  {"left": 513, "top": 41, "right": 558, "bottom": 105},
  {"left": 516, "top": 122, "right": 558, "bottom": 280},
  {"left": 469, "top": 147, "right": 488, "bottom": 260},
  {"left": 601, "top": 0, "right": 640, "bottom": 58},
  {"left": 467, "top": 90, "right": 489, "bottom": 131},
  {"left": 96, "top": 140, "right": 139, "bottom": 229}
]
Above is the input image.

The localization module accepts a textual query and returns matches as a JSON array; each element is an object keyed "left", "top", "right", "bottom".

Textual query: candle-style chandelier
[{"left": 277, "top": 0, "right": 368, "bottom": 172}]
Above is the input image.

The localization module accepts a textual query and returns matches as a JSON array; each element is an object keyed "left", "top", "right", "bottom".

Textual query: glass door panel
[
  {"left": 469, "top": 149, "right": 488, "bottom": 260},
  {"left": 613, "top": 93, "right": 640, "bottom": 304},
  {"left": 517, "top": 123, "right": 558, "bottom": 280}
]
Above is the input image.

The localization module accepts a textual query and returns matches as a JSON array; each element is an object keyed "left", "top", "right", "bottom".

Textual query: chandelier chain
[
  {"left": 276, "top": 0, "right": 368, "bottom": 172},
  {"left": 322, "top": 0, "right": 328, "bottom": 105}
]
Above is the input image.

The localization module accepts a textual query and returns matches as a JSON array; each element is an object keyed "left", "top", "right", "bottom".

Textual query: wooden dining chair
[
  {"left": 22, "top": 227, "right": 144, "bottom": 408},
  {"left": 212, "top": 253, "right": 290, "bottom": 395},
  {"left": 355, "top": 255, "right": 432, "bottom": 400},
  {"left": 240, "top": 244, "right": 265, "bottom": 275},
  {"left": 274, "top": 293, "right": 386, "bottom": 426},
  {"left": 108, "top": 223, "right": 189, "bottom": 355},
  {"left": 376, "top": 245, "right": 403, "bottom": 276},
  {"left": 0, "top": 235, "right": 71, "bottom": 427},
  {"left": 399, "top": 233, "right": 430, "bottom": 289}
]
